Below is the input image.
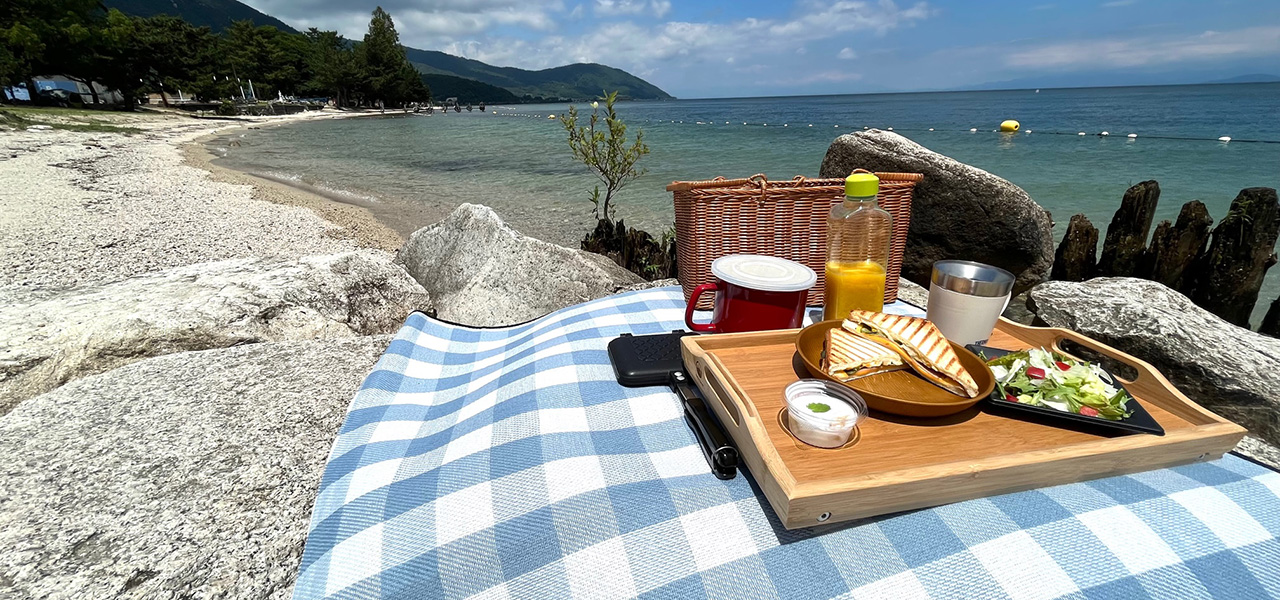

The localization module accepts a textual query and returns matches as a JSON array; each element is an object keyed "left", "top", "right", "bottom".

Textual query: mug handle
[{"left": 685, "top": 283, "right": 719, "bottom": 333}]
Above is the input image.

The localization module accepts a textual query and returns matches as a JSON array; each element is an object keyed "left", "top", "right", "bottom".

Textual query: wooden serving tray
[{"left": 681, "top": 318, "right": 1246, "bottom": 529}]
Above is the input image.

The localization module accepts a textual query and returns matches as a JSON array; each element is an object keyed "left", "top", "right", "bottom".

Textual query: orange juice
[{"left": 823, "top": 260, "right": 886, "bottom": 320}]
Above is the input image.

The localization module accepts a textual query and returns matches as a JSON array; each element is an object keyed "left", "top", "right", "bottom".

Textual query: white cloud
[
  {"left": 1101, "top": 0, "right": 1137, "bottom": 7},
  {"left": 594, "top": 0, "right": 670, "bottom": 18},
  {"left": 838, "top": 47, "right": 857, "bottom": 59},
  {"left": 450, "top": 0, "right": 930, "bottom": 72},
  {"left": 1006, "top": 25, "right": 1280, "bottom": 70}
]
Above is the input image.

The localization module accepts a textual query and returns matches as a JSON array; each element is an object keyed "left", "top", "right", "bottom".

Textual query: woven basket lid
[{"left": 711, "top": 255, "right": 817, "bottom": 293}]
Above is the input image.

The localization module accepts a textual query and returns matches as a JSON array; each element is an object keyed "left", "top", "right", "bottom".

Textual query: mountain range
[{"left": 102, "top": 0, "right": 673, "bottom": 101}]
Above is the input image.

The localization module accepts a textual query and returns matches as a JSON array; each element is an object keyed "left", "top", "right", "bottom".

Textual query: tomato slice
[
  {"left": 1055, "top": 361, "right": 1072, "bottom": 371},
  {"left": 1027, "top": 367, "right": 1046, "bottom": 379}
]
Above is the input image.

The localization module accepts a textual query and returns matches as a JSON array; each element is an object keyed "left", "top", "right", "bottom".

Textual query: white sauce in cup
[{"left": 784, "top": 380, "right": 869, "bottom": 448}]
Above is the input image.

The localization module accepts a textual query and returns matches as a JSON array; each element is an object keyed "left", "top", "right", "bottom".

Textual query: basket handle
[{"left": 747, "top": 173, "right": 769, "bottom": 201}]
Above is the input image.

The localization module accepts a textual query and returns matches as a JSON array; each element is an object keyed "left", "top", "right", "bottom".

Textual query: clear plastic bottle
[{"left": 823, "top": 173, "right": 892, "bottom": 320}]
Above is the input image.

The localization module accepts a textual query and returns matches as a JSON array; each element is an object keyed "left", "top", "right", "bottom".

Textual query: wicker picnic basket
[{"left": 668, "top": 170, "right": 922, "bottom": 310}]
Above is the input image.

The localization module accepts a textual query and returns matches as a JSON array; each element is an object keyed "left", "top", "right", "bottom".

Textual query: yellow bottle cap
[{"left": 845, "top": 173, "right": 879, "bottom": 197}]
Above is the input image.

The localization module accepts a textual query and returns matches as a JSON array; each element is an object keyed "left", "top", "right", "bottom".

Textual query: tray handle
[{"left": 1006, "top": 321, "right": 1195, "bottom": 405}]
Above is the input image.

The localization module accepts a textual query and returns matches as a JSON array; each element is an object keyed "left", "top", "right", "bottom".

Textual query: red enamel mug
[{"left": 684, "top": 255, "right": 817, "bottom": 334}]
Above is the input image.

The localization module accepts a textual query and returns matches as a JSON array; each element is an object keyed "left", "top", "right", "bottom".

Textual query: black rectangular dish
[{"left": 968, "top": 344, "right": 1165, "bottom": 436}]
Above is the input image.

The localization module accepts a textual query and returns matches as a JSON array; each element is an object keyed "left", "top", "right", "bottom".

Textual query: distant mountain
[
  {"left": 404, "top": 48, "right": 671, "bottom": 101},
  {"left": 103, "top": 0, "right": 297, "bottom": 33},
  {"left": 103, "top": 0, "right": 673, "bottom": 102},
  {"left": 963, "top": 70, "right": 1280, "bottom": 92},
  {"left": 1204, "top": 74, "right": 1280, "bottom": 84},
  {"left": 420, "top": 74, "right": 519, "bottom": 104}
]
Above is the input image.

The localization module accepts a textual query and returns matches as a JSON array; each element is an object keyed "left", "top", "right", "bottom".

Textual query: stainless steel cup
[{"left": 926, "top": 260, "right": 1016, "bottom": 345}]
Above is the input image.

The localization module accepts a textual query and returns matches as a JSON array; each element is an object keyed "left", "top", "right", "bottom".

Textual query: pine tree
[{"left": 356, "top": 7, "right": 428, "bottom": 107}]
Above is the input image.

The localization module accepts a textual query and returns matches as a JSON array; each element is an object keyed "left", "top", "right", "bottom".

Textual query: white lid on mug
[{"left": 711, "top": 255, "right": 817, "bottom": 293}]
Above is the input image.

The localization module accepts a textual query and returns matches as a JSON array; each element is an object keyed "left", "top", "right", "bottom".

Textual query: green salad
[{"left": 985, "top": 348, "right": 1133, "bottom": 420}]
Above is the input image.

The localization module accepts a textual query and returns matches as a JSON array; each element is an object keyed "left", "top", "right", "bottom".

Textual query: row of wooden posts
[{"left": 1051, "top": 181, "right": 1280, "bottom": 336}]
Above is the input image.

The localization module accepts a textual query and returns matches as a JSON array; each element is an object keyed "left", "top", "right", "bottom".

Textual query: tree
[
  {"left": 560, "top": 91, "right": 650, "bottom": 221},
  {"left": 224, "top": 20, "right": 312, "bottom": 100},
  {"left": 304, "top": 28, "right": 359, "bottom": 106},
  {"left": 0, "top": 0, "right": 104, "bottom": 102},
  {"left": 355, "top": 7, "right": 428, "bottom": 107},
  {"left": 125, "top": 15, "right": 224, "bottom": 104}
]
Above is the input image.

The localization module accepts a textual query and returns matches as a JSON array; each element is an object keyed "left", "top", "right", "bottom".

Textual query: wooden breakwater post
[
  {"left": 1050, "top": 184, "right": 1280, "bottom": 334},
  {"left": 1096, "top": 180, "right": 1161, "bottom": 278},
  {"left": 1139, "top": 200, "right": 1213, "bottom": 293},
  {"left": 1050, "top": 215, "right": 1099, "bottom": 282},
  {"left": 1188, "top": 187, "right": 1280, "bottom": 327}
]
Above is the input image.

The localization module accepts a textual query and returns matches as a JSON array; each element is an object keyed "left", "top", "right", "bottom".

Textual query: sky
[{"left": 239, "top": 0, "right": 1280, "bottom": 98}]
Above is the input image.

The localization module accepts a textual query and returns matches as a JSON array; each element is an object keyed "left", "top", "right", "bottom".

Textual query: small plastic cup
[{"left": 784, "top": 379, "right": 869, "bottom": 448}]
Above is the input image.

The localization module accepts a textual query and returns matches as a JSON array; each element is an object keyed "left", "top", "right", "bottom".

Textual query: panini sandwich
[
  {"left": 823, "top": 327, "right": 906, "bottom": 381},
  {"left": 843, "top": 310, "right": 980, "bottom": 398}
]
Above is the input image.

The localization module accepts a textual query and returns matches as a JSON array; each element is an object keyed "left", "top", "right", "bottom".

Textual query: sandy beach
[{"left": 0, "top": 108, "right": 403, "bottom": 305}]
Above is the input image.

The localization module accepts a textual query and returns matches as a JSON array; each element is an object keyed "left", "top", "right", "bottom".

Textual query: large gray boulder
[
  {"left": 0, "top": 251, "right": 427, "bottom": 415},
  {"left": 1028, "top": 277, "right": 1280, "bottom": 443},
  {"left": 397, "top": 204, "right": 643, "bottom": 326},
  {"left": 820, "top": 130, "right": 1055, "bottom": 294},
  {"left": 0, "top": 336, "right": 390, "bottom": 600}
]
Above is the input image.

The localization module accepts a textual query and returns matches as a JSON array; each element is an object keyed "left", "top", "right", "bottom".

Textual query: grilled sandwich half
[
  {"left": 823, "top": 327, "right": 906, "bottom": 381},
  {"left": 843, "top": 310, "right": 980, "bottom": 398}
]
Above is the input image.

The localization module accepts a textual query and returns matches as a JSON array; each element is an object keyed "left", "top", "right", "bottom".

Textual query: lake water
[{"left": 210, "top": 83, "right": 1280, "bottom": 326}]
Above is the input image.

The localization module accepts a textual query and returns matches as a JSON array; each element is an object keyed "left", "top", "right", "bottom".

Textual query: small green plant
[
  {"left": 560, "top": 90, "right": 650, "bottom": 221},
  {"left": 217, "top": 100, "right": 238, "bottom": 116}
]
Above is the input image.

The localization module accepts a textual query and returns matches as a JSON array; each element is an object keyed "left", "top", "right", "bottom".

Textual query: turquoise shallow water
[{"left": 211, "top": 83, "right": 1280, "bottom": 325}]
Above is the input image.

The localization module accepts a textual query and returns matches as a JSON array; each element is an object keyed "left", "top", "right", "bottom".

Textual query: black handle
[{"left": 673, "top": 370, "right": 738, "bottom": 480}]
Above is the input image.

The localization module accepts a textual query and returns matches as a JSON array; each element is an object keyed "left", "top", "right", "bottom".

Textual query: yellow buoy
[{"left": 1000, "top": 119, "right": 1020, "bottom": 132}]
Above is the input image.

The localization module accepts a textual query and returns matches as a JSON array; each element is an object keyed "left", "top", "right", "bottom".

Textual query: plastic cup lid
[{"left": 711, "top": 254, "right": 817, "bottom": 293}]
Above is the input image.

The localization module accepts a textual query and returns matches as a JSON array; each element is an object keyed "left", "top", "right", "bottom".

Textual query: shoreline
[
  {"left": 201, "top": 112, "right": 601, "bottom": 247},
  {"left": 191, "top": 126, "right": 456, "bottom": 242},
  {"left": 183, "top": 129, "right": 407, "bottom": 252}
]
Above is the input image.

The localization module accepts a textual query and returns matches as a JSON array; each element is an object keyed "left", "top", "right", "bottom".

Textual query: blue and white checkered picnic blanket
[{"left": 294, "top": 287, "right": 1280, "bottom": 599}]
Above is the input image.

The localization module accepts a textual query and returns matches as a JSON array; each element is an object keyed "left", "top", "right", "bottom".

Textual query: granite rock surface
[
  {"left": 397, "top": 203, "right": 643, "bottom": 326},
  {"left": 0, "top": 336, "right": 391, "bottom": 600},
  {"left": 0, "top": 251, "right": 427, "bottom": 414}
]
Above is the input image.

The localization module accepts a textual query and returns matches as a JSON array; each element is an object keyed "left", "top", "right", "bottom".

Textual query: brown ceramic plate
[{"left": 795, "top": 320, "right": 995, "bottom": 418}]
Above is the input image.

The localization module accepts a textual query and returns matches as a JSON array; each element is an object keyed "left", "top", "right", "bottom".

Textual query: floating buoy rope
[{"left": 478, "top": 110, "right": 1274, "bottom": 142}]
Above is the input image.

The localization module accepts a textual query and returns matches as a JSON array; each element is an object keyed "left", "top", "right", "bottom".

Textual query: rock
[
  {"left": 1261, "top": 295, "right": 1280, "bottom": 338},
  {"left": 397, "top": 204, "right": 643, "bottom": 326},
  {"left": 1235, "top": 436, "right": 1280, "bottom": 472},
  {"left": 0, "top": 251, "right": 427, "bottom": 414},
  {"left": 1028, "top": 277, "right": 1280, "bottom": 444},
  {"left": 896, "top": 277, "right": 930, "bottom": 310},
  {"left": 819, "top": 130, "right": 1054, "bottom": 295},
  {"left": 0, "top": 336, "right": 391, "bottom": 600},
  {"left": 617, "top": 278, "right": 680, "bottom": 293},
  {"left": 1187, "top": 187, "right": 1280, "bottom": 327},
  {"left": 1138, "top": 200, "right": 1213, "bottom": 293},
  {"left": 1050, "top": 214, "right": 1099, "bottom": 282},
  {"left": 1096, "top": 181, "right": 1160, "bottom": 278}
]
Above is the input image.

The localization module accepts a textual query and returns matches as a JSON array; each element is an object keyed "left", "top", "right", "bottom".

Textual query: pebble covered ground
[{"left": 0, "top": 111, "right": 390, "bottom": 305}]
